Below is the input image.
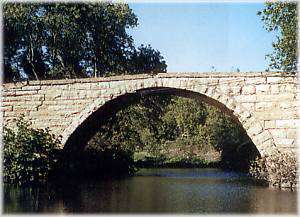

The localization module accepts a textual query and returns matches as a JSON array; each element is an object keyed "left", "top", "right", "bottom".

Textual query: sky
[{"left": 127, "top": 2, "right": 277, "bottom": 72}]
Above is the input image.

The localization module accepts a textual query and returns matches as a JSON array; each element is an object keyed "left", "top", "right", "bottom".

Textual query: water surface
[{"left": 4, "top": 168, "right": 297, "bottom": 213}]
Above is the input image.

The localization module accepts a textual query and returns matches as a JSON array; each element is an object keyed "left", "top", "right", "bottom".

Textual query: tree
[
  {"left": 87, "top": 95, "right": 258, "bottom": 170},
  {"left": 128, "top": 44, "right": 167, "bottom": 75},
  {"left": 258, "top": 2, "right": 297, "bottom": 73},
  {"left": 3, "top": 4, "right": 47, "bottom": 80},
  {"left": 3, "top": 3, "right": 167, "bottom": 82},
  {"left": 3, "top": 117, "right": 61, "bottom": 185}
]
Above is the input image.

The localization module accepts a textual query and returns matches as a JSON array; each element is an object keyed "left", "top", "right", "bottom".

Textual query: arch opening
[{"left": 60, "top": 87, "right": 261, "bottom": 178}]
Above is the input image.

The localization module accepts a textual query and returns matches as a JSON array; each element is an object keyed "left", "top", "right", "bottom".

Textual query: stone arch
[{"left": 61, "top": 85, "right": 277, "bottom": 157}]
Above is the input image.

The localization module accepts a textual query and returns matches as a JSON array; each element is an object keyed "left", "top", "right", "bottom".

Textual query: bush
[
  {"left": 249, "top": 152, "right": 297, "bottom": 189},
  {"left": 57, "top": 147, "right": 137, "bottom": 180},
  {"left": 3, "top": 118, "right": 61, "bottom": 185}
]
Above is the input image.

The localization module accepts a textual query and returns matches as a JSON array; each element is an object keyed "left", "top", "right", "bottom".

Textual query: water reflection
[{"left": 3, "top": 168, "right": 297, "bottom": 214}]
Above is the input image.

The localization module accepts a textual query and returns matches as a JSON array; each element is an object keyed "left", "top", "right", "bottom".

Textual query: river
[{"left": 4, "top": 168, "right": 297, "bottom": 214}]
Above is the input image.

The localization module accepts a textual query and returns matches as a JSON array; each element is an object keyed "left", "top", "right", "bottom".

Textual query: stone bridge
[{"left": 1, "top": 72, "right": 299, "bottom": 156}]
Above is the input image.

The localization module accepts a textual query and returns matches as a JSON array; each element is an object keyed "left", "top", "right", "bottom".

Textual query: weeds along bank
[{"left": 249, "top": 152, "right": 297, "bottom": 189}]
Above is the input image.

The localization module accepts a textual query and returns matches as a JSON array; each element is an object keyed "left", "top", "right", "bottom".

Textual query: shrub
[
  {"left": 59, "top": 147, "right": 137, "bottom": 179},
  {"left": 249, "top": 152, "right": 297, "bottom": 189},
  {"left": 3, "top": 117, "right": 61, "bottom": 185}
]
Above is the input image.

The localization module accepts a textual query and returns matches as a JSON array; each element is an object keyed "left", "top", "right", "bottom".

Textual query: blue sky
[{"left": 127, "top": 3, "right": 277, "bottom": 72}]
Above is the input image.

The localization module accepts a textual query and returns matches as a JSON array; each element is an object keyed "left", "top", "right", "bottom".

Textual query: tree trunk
[
  {"left": 28, "top": 35, "right": 39, "bottom": 81},
  {"left": 93, "top": 56, "right": 97, "bottom": 77}
]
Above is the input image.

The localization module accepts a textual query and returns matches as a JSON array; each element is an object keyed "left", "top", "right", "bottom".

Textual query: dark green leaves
[
  {"left": 87, "top": 95, "right": 254, "bottom": 169},
  {"left": 3, "top": 117, "right": 61, "bottom": 185},
  {"left": 258, "top": 2, "right": 297, "bottom": 73},
  {"left": 3, "top": 2, "right": 167, "bottom": 82}
]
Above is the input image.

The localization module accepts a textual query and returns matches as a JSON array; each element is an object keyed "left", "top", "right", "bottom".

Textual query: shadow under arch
[{"left": 62, "top": 87, "right": 261, "bottom": 168}]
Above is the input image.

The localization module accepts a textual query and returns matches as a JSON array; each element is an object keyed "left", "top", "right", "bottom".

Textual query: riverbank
[{"left": 134, "top": 157, "right": 220, "bottom": 168}]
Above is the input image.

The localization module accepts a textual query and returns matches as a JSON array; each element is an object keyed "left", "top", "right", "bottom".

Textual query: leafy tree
[
  {"left": 3, "top": 4, "right": 47, "bottom": 81},
  {"left": 3, "top": 3, "right": 167, "bottom": 82},
  {"left": 3, "top": 118, "right": 61, "bottom": 185},
  {"left": 258, "top": 2, "right": 297, "bottom": 73},
  {"left": 87, "top": 95, "right": 258, "bottom": 170},
  {"left": 128, "top": 44, "right": 167, "bottom": 75}
]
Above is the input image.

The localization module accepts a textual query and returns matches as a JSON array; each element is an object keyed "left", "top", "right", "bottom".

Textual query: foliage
[
  {"left": 88, "top": 95, "right": 258, "bottom": 170},
  {"left": 128, "top": 44, "right": 167, "bottom": 75},
  {"left": 57, "top": 147, "right": 137, "bottom": 180},
  {"left": 3, "top": 2, "right": 167, "bottom": 82},
  {"left": 249, "top": 152, "right": 297, "bottom": 189},
  {"left": 258, "top": 2, "right": 297, "bottom": 73},
  {"left": 3, "top": 118, "right": 61, "bottom": 185}
]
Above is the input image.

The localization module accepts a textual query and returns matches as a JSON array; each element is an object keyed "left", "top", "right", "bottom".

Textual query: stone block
[
  {"left": 43, "top": 91, "right": 62, "bottom": 100},
  {"left": 255, "top": 101, "right": 272, "bottom": 111},
  {"left": 275, "top": 138, "right": 295, "bottom": 147},
  {"left": 215, "top": 93, "right": 229, "bottom": 109},
  {"left": 3, "top": 83, "right": 25, "bottom": 90},
  {"left": 267, "top": 77, "right": 283, "bottom": 84},
  {"left": 230, "top": 85, "right": 242, "bottom": 95},
  {"left": 0, "top": 106, "right": 13, "bottom": 112},
  {"left": 2, "top": 96, "right": 17, "bottom": 102},
  {"left": 242, "top": 85, "right": 256, "bottom": 95},
  {"left": 286, "top": 129, "right": 297, "bottom": 139},
  {"left": 261, "top": 144, "right": 278, "bottom": 156},
  {"left": 108, "top": 80, "right": 122, "bottom": 89},
  {"left": 245, "top": 77, "right": 266, "bottom": 84},
  {"left": 260, "top": 138, "right": 275, "bottom": 149},
  {"left": 270, "top": 85, "right": 280, "bottom": 94},
  {"left": 269, "top": 129, "right": 287, "bottom": 138},
  {"left": 211, "top": 92, "right": 222, "bottom": 100},
  {"left": 218, "top": 77, "right": 245, "bottom": 84},
  {"left": 4, "top": 110, "right": 30, "bottom": 118},
  {"left": 161, "top": 78, "right": 169, "bottom": 87},
  {"left": 13, "top": 104, "right": 40, "bottom": 111},
  {"left": 247, "top": 123, "right": 263, "bottom": 136},
  {"left": 256, "top": 84, "right": 270, "bottom": 94},
  {"left": 35, "top": 110, "right": 78, "bottom": 118},
  {"left": 242, "top": 116, "right": 258, "bottom": 129},
  {"left": 285, "top": 84, "right": 297, "bottom": 93},
  {"left": 257, "top": 93, "right": 295, "bottom": 102},
  {"left": 205, "top": 88, "right": 215, "bottom": 97},
  {"left": 1, "top": 101, "right": 16, "bottom": 107},
  {"left": 144, "top": 79, "right": 156, "bottom": 88},
  {"left": 2, "top": 90, "right": 16, "bottom": 97},
  {"left": 264, "top": 120, "right": 276, "bottom": 129},
  {"left": 97, "top": 82, "right": 110, "bottom": 89},
  {"left": 276, "top": 119, "right": 300, "bottom": 128},
  {"left": 219, "top": 85, "right": 230, "bottom": 94},
  {"left": 235, "top": 95, "right": 257, "bottom": 103},
  {"left": 278, "top": 101, "right": 293, "bottom": 109},
  {"left": 46, "top": 104, "right": 82, "bottom": 112},
  {"left": 71, "top": 83, "right": 92, "bottom": 90},
  {"left": 252, "top": 130, "right": 273, "bottom": 146},
  {"left": 240, "top": 102, "right": 255, "bottom": 111},
  {"left": 179, "top": 79, "right": 189, "bottom": 88},
  {"left": 60, "top": 92, "right": 89, "bottom": 100},
  {"left": 225, "top": 98, "right": 236, "bottom": 110},
  {"left": 194, "top": 85, "right": 208, "bottom": 94},
  {"left": 15, "top": 90, "right": 39, "bottom": 96},
  {"left": 21, "top": 85, "right": 42, "bottom": 91},
  {"left": 254, "top": 110, "right": 298, "bottom": 120},
  {"left": 240, "top": 110, "right": 252, "bottom": 120}
]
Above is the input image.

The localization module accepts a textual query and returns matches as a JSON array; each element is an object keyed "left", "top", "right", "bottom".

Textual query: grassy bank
[{"left": 133, "top": 151, "right": 221, "bottom": 168}]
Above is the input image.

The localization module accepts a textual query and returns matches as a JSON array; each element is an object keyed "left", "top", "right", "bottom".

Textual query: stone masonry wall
[{"left": 1, "top": 72, "right": 299, "bottom": 156}]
